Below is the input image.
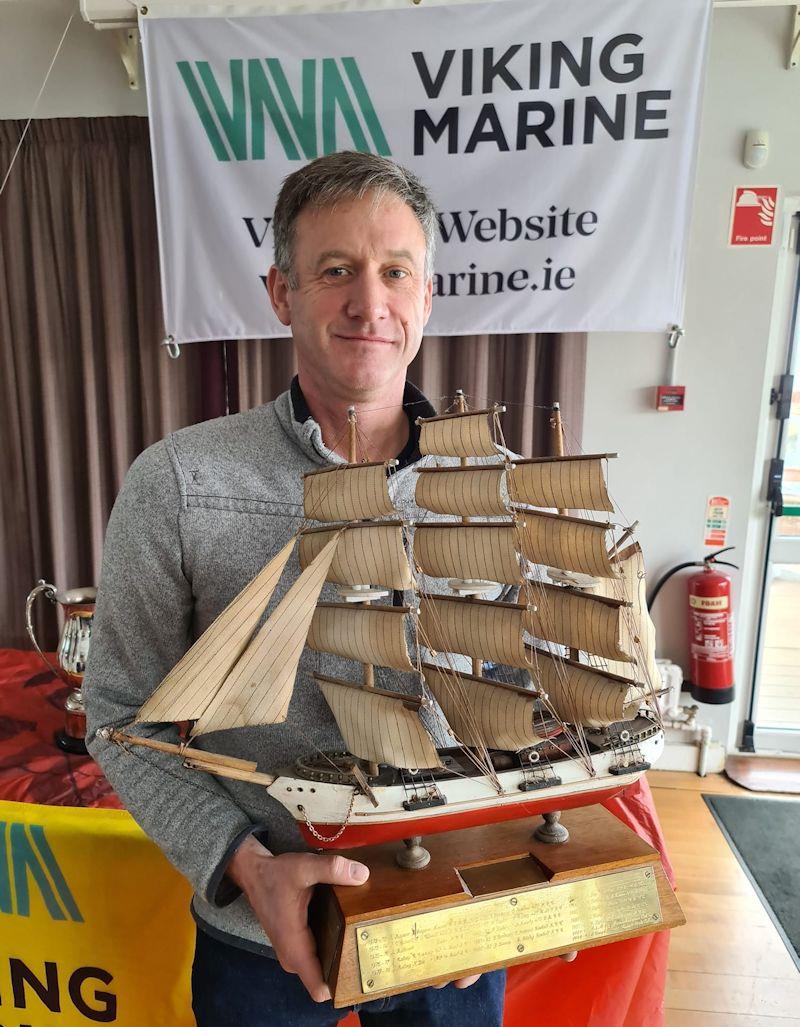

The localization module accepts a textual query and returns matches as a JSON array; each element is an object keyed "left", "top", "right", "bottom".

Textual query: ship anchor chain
[{"left": 297, "top": 788, "right": 358, "bottom": 844}]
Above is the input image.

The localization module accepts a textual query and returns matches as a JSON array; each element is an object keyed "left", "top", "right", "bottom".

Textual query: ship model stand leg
[
  {"left": 533, "top": 811, "right": 569, "bottom": 844},
  {"left": 395, "top": 836, "right": 431, "bottom": 870}
]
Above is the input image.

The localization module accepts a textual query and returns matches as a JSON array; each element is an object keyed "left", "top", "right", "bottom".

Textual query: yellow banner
[{"left": 0, "top": 799, "right": 194, "bottom": 1026}]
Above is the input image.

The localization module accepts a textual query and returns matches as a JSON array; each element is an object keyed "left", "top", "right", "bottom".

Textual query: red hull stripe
[{"left": 298, "top": 784, "right": 626, "bottom": 849}]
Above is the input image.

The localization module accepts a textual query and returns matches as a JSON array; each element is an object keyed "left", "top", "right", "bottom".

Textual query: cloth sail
[
  {"left": 135, "top": 537, "right": 296, "bottom": 724},
  {"left": 507, "top": 456, "right": 614, "bottom": 513},
  {"left": 418, "top": 409, "right": 499, "bottom": 458},
  {"left": 191, "top": 535, "right": 340, "bottom": 735},
  {"left": 590, "top": 543, "right": 661, "bottom": 688},
  {"left": 415, "top": 466, "right": 507, "bottom": 518},
  {"left": 414, "top": 524, "right": 523, "bottom": 585},
  {"left": 529, "top": 648, "right": 643, "bottom": 728},
  {"left": 419, "top": 595, "right": 529, "bottom": 668},
  {"left": 299, "top": 523, "right": 412, "bottom": 590},
  {"left": 518, "top": 511, "right": 618, "bottom": 579},
  {"left": 303, "top": 462, "right": 395, "bottom": 522},
  {"left": 422, "top": 663, "right": 546, "bottom": 750},
  {"left": 523, "top": 582, "right": 633, "bottom": 663},
  {"left": 307, "top": 603, "right": 414, "bottom": 671},
  {"left": 315, "top": 674, "right": 443, "bottom": 770}
]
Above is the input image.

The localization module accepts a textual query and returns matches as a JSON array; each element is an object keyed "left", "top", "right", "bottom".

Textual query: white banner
[{"left": 141, "top": 0, "right": 711, "bottom": 342}]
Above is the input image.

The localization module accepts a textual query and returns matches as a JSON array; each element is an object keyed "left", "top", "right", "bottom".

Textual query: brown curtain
[
  {"left": 237, "top": 331, "right": 585, "bottom": 459},
  {"left": 1, "top": 115, "right": 585, "bottom": 648},
  {"left": 409, "top": 332, "right": 585, "bottom": 458},
  {"left": 0, "top": 117, "right": 206, "bottom": 647}
]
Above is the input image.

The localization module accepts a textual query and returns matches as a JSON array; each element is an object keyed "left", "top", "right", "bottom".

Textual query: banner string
[{"left": 0, "top": 9, "right": 75, "bottom": 198}]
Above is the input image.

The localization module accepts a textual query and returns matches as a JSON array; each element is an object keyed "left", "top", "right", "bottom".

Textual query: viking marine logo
[
  {"left": 178, "top": 57, "right": 391, "bottom": 161},
  {"left": 1, "top": 821, "right": 83, "bottom": 922}
]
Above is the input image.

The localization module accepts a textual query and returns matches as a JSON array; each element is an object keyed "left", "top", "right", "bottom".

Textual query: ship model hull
[
  {"left": 270, "top": 726, "right": 663, "bottom": 849},
  {"left": 297, "top": 785, "right": 622, "bottom": 849}
]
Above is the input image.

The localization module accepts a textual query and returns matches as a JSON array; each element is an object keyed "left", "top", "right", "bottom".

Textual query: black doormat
[{"left": 704, "top": 794, "right": 800, "bottom": 969}]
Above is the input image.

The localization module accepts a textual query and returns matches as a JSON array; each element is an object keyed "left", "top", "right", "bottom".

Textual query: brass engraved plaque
[{"left": 356, "top": 866, "right": 661, "bottom": 993}]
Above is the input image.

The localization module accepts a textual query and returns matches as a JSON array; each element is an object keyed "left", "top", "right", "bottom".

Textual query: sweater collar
[{"left": 283, "top": 375, "right": 436, "bottom": 470}]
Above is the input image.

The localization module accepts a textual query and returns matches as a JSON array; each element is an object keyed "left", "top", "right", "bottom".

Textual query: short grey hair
[{"left": 272, "top": 151, "right": 437, "bottom": 288}]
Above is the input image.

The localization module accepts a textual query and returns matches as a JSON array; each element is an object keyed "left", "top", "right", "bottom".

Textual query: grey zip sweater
[{"left": 84, "top": 384, "right": 455, "bottom": 954}]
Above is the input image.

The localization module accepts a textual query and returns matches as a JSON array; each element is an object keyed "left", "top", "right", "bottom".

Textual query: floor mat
[{"left": 704, "top": 793, "right": 800, "bottom": 969}]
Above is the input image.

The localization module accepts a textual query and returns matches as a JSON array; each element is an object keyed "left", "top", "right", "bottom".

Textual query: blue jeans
[{"left": 192, "top": 927, "right": 506, "bottom": 1027}]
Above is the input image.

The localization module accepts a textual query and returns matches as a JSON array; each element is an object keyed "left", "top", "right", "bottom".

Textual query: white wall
[
  {"left": 4, "top": 1, "right": 798, "bottom": 748},
  {"left": 583, "top": 5, "right": 800, "bottom": 748},
  {"left": 1, "top": 0, "right": 147, "bottom": 119}
]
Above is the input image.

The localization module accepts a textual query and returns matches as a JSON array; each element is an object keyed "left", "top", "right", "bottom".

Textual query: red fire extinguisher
[
  {"left": 648, "top": 547, "right": 738, "bottom": 705},
  {"left": 688, "top": 555, "right": 736, "bottom": 704}
]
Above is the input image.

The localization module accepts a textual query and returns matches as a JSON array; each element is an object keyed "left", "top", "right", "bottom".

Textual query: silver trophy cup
[{"left": 25, "top": 580, "right": 97, "bottom": 754}]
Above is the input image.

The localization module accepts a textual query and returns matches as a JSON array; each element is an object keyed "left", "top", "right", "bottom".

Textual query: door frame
[{"left": 737, "top": 198, "right": 800, "bottom": 753}]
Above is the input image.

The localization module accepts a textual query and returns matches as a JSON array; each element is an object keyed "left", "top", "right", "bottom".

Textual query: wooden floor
[{"left": 651, "top": 769, "right": 800, "bottom": 1026}]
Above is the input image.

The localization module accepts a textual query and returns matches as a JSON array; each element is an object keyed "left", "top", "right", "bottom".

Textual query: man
[{"left": 85, "top": 152, "right": 508, "bottom": 1026}]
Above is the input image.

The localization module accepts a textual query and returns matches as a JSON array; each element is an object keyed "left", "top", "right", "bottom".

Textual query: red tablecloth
[
  {"left": 1, "top": 648, "right": 674, "bottom": 1026},
  {"left": 0, "top": 648, "right": 121, "bottom": 808}
]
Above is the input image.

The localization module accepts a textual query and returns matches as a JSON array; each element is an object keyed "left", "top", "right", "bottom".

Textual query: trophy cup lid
[{"left": 54, "top": 587, "right": 97, "bottom": 605}]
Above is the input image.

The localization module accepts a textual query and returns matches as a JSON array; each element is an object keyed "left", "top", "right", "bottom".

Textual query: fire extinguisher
[{"left": 648, "top": 547, "right": 738, "bottom": 705}]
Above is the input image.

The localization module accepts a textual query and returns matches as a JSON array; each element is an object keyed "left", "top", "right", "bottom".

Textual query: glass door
[{"left": 747, "top": 216, "right": 800, "bottom": 753}]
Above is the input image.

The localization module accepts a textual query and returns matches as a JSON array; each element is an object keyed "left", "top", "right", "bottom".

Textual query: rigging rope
[{"left": 0, "top": 10, "right": 75, "bottom": 198}]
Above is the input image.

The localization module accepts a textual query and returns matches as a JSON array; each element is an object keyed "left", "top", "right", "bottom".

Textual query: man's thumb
[{"left": 321, "top": 855, "right": 370, "bottom": 886}]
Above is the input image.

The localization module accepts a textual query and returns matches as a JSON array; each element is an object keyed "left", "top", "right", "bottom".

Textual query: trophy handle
[{"left": 25, "top": 580, "right": 67, "bottom": 684}]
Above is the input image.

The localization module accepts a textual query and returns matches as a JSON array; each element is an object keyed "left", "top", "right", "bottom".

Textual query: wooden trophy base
[{"left": 310, "top": 805, "right": 684, "bottom": 1009}]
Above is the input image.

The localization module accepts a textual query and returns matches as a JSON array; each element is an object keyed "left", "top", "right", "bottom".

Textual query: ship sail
[
  {"left": 507, "top": 455, "right": 615, "bottom": 513},
  {"left": 418, "top": 408, "right": 500, "bottom": 458},
  {"left": 530, "top": 647, "right": 644, "bottom": 728},
  {"left": 422, "top": 663, "right": 547, "bottom": 750},
  {"left": 518, "top": 511, "right": 618, "bottom": 579},
  {"left": 299, "top": 522, "right": 412, "bottom": 590},
  {"left": 191, "top": 535, "right": 340, "bottom": 736},
  {"left": 523, "top": 583, "right": 634, "bottom": 663},
  {"left": 591, "top": 543, "right": 660, "bottom": 687},
  {"left": 307, "top": 603, "right": 414, "bottom": 671},
  {"left": 315, "top": 674, "right": 443, "bottom": 770},
  {"left": 414, "top": 524, "right": 523, "bottom": 585},
  {"left": 135, "top": 537, "right": 296, "bottom": 724},
  {"left": 415, "top": 466, "right": 507, "bottom": 518},
  {"left": 303, "top": 462, "right": 396, "bottom": 523},
  {"left": 419, "top": 595, "right": 530, "bottom": 668}
]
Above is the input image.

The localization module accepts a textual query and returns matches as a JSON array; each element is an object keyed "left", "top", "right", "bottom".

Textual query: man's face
[{"left": 267, "top": 192, "right": 433, "bottom": 398}]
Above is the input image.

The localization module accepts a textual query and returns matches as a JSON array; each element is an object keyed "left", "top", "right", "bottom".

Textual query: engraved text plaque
[{"left": 356, "top": 866, "right": 662, "bottom": 993}]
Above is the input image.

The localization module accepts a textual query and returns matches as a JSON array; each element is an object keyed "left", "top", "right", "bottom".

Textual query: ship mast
[
  {"left": 455, "top": 390, "right": 483, "bottom": 680},
  {"left": 348, "top": 406, "right": 379, "bottom": 779},
  {"left": 548, "top": 402, "right": 580, "bottom": 664}
]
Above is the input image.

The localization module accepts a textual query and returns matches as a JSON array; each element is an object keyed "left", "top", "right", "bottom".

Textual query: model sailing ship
[{"left": 106, "top": 395, "right": 664, "bottom": 851}]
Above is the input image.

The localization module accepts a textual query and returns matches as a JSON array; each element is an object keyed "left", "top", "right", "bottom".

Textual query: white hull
[{"left": 268, "top": 731, "right": 664, "bottom": 848}]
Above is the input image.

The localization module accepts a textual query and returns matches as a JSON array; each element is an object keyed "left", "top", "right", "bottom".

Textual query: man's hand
[
  {"left": 227, "top": 837, "right": 579, "bottom": 1001},
  {"left": 227, "top": 835, "right": 369, "bottom": 1003},
  {"left": 433, "top": 949, "right": 577, "bottom": 991},
  {"left": 433, "top": 973, "right": 483, "bottom": 990}
]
